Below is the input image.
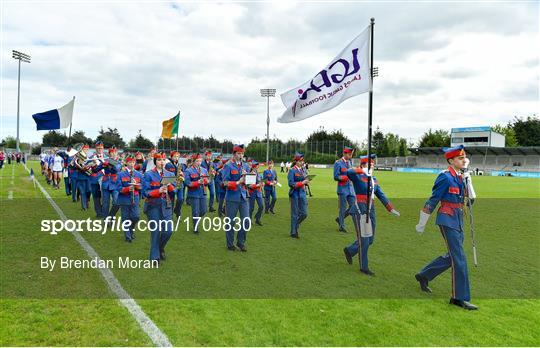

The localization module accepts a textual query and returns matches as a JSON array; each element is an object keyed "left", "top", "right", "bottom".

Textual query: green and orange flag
[{"left": 161, "top": 111, "right": 180, "bottom": 139}]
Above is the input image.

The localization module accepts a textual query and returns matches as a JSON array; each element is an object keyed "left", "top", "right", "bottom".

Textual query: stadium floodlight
[
  {"left": 12, "top": 50, "right": 31, "bottom": 152},
  {"left": 260, "top": 89, "right": 276, "bottom": 164}
]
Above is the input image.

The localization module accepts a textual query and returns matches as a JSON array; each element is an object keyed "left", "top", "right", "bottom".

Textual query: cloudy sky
[{"left": 1, "top": 1, "right": 538, "bottom": 146}]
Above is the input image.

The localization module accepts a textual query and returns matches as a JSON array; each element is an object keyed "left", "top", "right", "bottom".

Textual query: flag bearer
[
  {"left": 263, "top": 160, "right": 278, "bottom": 214},
  {"left": 221, "top": 145, "right": 251, "bottom": 251},
  {"left": 117, "top": 154, "right": 143, "bottom": 242},
  {"left": 142, "top": 152, "right": 176, "bottom": 263},
  {"left": 334, "top": 146, "right": 356, "bottom": 233},
  {"left": 248, "top": 160, "right": 264, "bottom": 226},
  {"left": 184, "top": 153, "right": 209, "bottom": 233},
  {"left": 414, "top": 145, "right": 477, "bottom": 310},
  {"left": 288, "top": 153, "right": 309, "bottom": 239},
  {"left": 342, "top": 154, "right": 400, "bottom": 276}
]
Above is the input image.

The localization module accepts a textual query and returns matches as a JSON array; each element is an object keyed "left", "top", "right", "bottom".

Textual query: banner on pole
[{"left": 278, "top": 26, "right": 371, "bottom": 123}]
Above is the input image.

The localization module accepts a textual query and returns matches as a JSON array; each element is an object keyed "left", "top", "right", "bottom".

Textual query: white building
[{"left": 450, "top": 126, "right": 505, "bottom": 147}]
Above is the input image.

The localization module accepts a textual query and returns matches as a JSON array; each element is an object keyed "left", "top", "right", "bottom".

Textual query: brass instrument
[
  {"left": 176, "top": 163, "right": 185, "bottom": 186},
  {"left": 129, "top": 169, "right": 135, "bottom": 205},
  {"left": 161, "top": 177, "right": 172, "bottom": 208},
  {"left": 73, "top": 143, "right": 93, "bottom": 175}
]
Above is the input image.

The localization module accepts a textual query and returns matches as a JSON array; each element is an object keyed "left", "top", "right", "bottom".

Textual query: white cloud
[{"left": 1, "top": 1, "right": 538, "bottom": 147}]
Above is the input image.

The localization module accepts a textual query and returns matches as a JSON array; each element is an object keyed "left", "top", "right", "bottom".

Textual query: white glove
[
  {"left": 464, "top": 157, "right": 470, "bottom": 170},
  {"left": 390, "top": 209, "right": 400, "bottom": 217},
  {"left": 462, "top": 171, "right": 471, "bottom": 180},
  {"left": 415, "top": 211, "right": 430, "bottom": 234}
]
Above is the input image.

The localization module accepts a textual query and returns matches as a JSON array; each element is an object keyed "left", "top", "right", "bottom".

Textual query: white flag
[{"left": 278, "top": 26, "right": 371, "bottom": 123}]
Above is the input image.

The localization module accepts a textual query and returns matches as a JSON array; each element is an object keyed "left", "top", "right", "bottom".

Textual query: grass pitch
[{"left": 1, "top": 161, "right": 539, "bottom": 346}]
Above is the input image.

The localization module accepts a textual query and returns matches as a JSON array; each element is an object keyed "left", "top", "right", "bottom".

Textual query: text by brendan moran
[{"left": 40, "top": 256, "right": 158, "bottom": 271}]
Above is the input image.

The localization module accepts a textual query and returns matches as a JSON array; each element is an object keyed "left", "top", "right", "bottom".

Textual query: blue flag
[{"left": 32, "top": 98, "right": 74, "bottom": 130}]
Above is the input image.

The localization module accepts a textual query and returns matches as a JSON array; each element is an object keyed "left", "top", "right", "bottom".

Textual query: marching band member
[
  {"left": 141, "top": 147, "right": 157, "bottom": 173},
  {"left": 215, "top": 158, "right": 228, "bottom": 217},
  {"left": 76, "top": 144, "right": 91, "bottom": 210},
  {"left": 117, "top": 154, "right": 143, "bottom": 242},
  {"left": 184, "top": 153, "right": 209, "bottom": 234},
  {"left": 201, "top": 150, "right": 217, "bottom": 212},
  {"left": 342, "top": 154, "right": 400, "bottom": 276},
  {"left": 68, "top": 148, "right": 79, "bottom": 202},
  {"left": 134, "top": 151, "right": 144, "bottom": 172},
  {"left": 248, "top": 160, "right": 264, "bottom": 226},
  {"left": 142, "top": 152, "right": 176, "bottom": 263},
  {"left": 62, "top": 145, "right": 72, "bottom": 196},
  {"left": 334, "top": 146, "right": 356, "bottom": 233},
  {"left": 414, "top": 145, "right": 478, "bottom": 310},
  {"left": 89, "top": 141, "right": 105, "bottom": 218},
  {"left": 100, "top": 146, "right": 122, "bottom": 220},
  {"left": 221, "top": 144, "right": 251, "bottom": 251},
  {"left": 263, "top": 160, "right": 278, "bottom": 214},
  {"left": 165, "top": 151, "right": 185, "bottom": 220},
  {"left": 287, "top": 153, "right": 309, "bottom": 239}
]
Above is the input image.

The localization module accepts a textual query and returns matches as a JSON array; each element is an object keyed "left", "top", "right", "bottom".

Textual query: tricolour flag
[
  {"left": 32, "top": 97, "right": 75, "bottom": 130},
  {"left": 161, "top": 112, "right": 180, "bottom": 139},
  {"left": 278, "top": 26, "right": 371, "bottom": 123}
]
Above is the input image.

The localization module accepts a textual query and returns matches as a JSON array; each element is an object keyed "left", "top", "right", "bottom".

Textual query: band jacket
[
  {"left": 201, "top": 160, "right": 217, "bottom": 182},
  {"left": 117, "top": 169, "right": 143, "bottom": 205},
  {"left": 184, "top": 165, "right": 209, "bottom": 198},
  {"left": 98, "top": 158, "right": 122, "bottom": 191},
  {"left": 222, "top": 160, "right": 250, "bottom": 202},
  {"left": 165, "top": 161, "right": 184, "bottom": 192},
  {"left": 346, "top": 168, "right": 393, "bottom": 216},
  {"left": 142, "top": 167, "right": 176, "bottom": 206},
  {"left": 248, "top": 171, "right": 263, "bottom": 198},
  {"left": 334, "top": 158, "right": 355, "bottom": 196},
  {"left": 288, "top": 165, "right": 307, "bottom": 198},
  {"left": 89, "top": 154, "right": 105, "bottom": 184},
  {"left": 423, "top": 166, "right": 466, "bottom": 231},
  {"left": 263, "top": 169, "right": 278, "bottom": 188}
]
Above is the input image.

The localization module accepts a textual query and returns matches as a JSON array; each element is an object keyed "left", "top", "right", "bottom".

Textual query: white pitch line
[{"left": 23, "top": 164, "right": 172, "bottom": 347}]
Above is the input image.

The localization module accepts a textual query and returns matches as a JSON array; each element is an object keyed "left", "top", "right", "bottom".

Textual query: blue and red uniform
[
  {"left": 99, "top": 157, "right": 122, "bottom": 219},
  {"left": 142, "top": 166, "right": 176, "bottom": 261},
  {"left": 334, "top": 148, "right": 356, "bottom": 232},
  {"left": 263, "top": 166, "right": 278, "bottom": 213},
  {"left": 117, "top": 168, "right": 143, "bottom": 241},
  {"left": 248, "top": 162, "right": 264, "bottom": 225},
  {"left": 184, "top": 162, "right": 209, "bottom": 233},
  {"left": 287, "top": 156, "right": 308, "bottom": 238}
]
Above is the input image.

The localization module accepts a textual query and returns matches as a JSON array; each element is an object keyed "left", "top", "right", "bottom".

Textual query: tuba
[{"left": 73, "top": 143, "right": 93, "bottom": 175}]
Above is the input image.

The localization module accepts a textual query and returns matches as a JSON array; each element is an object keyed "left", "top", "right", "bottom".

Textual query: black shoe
[
  {"left": 227, "top": 246, "right": 238, "bottom": 251},
  {"left": 160, "top": 251, "right": 166, "bottom": 260},
  {"left": 218, "top": 212, "right": 223, "bottom": 218},
  {"left": 256, "top": 220, "right": 263, "bottom": 226},
  {"left": 270, "top": 210, "right": 275, "bottom": 214},
  {"left": 335, "top": 217, "right": 340, "bottom": 225},
  {"left": 237, "top": 245, "right": 247, "bottom": 252},
  {"left": 338, "top": 227, "right": 348, "bottom": 233},
  {"left": 361, "top": 269, "right": 375, "bottom": 276},
  {"left": 290, "top": 234, "right": 299, "bottom": 239},
  {"left": 209, "top": 207, "right": 216, "bottom": 212},
  {"left": 415, "top": 274, "right": 432, "bottom": 293},
  {"left": 343, "top": 247, "right": 352, "bottom": 265},
  {"left": 450, "top": 298, "right": 478, "bottom": 310},
  {"left": 126, "top": 238, "right": 132, "bottom": 243}
]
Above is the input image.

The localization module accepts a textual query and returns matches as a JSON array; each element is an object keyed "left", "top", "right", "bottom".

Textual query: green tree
[
  {"left": 129, "top": 130, "right": 154, "bottom": 149},
  {"left": 510, "top": 115, "right": 540, "bottom": 146},
  {"left": 491, "top": 124, "right": 517, "bottom": 147},
  {"left": 418, "top": 129, "right": 450, "bottom": 148},
  {"left": 95, "top": 127, "right": 126, "bottom": 148},
  {"left": 42, "top": 130, "right": 68, "bottom": 147},
  {"left": 372, "top": 128, "right": 385, "bottom": 155},
  {"left": 1, "top": 136, "right": 17, "bottom": 148},
  {"left": 69, "top": 130, "right": 94, "bottom": 146}
]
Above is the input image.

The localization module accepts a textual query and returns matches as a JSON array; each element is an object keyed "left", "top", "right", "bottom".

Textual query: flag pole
[
  {"left": 176, "top": 110, "right": 180, "bottom": 151},
  {"left": 362, "top": 18, "right": 375, "bottom": 270},
  {"left": 68, "top": 96, "right": 75, "bottom": 145}
]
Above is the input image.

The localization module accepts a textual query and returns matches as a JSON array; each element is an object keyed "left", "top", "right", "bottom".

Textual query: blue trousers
[
  {"left": 249, "top": 195, "right": 264, "bottom": 222},
  {"left": 418, "top": 226, "right": 471, "bottom": 301},
  {"left": 70, "top": 177, "right": 79, "bottom": 202},
  {"left": 347, "top": 212, "right": 376, "bottom": 271},
  {"left": 207, "top": 181, "right": 215, "bottom": 209},
  {"left": 77, "top": 179, "right": 90, "bottom": 210},
  {"left": 102, "top": 189, "right": 119, "bottom": 218},
  {"left": 217, "top": 191, "right": 226, "bottom": 215},
  {"left": 90, "top": 182, "right": 103, "bottom": 217},
  {"left": 187, "top": 196, "right": 207, "bottom": 232},
  {"left": 264, "top": 187, "right": 276, "bottom": 212},
  {"left": 121, "top": 203, "right": 140, "bottom": 241},
  {"left": 64, "top": 177, "right": 71, "bottom": 195},
  {"left": 290, "top": 195, "right": 308, "bottom": 236},
  {"left": 225, "top": 199, "right": 250, "bottom": 248},
  {"left": 338, "top": 194, "right": 355, "bottom": 229},
  {"left": 173, "top": 190, "right": 184, "bottom": 218},
  {"left": 145, "top": 202, "right": 173, "bottom": 261}
]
